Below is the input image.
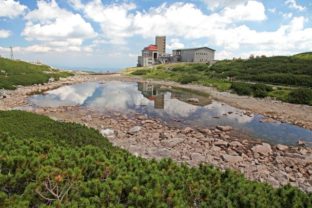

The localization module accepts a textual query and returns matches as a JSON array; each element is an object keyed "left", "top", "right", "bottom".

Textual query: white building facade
[{"left": 172, "top": 47, "right": 215, "bottom": 63}]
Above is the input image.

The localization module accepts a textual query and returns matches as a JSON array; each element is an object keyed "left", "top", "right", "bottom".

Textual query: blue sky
[{"left": 0, "top": 0, "right": 312, "bottom": 71}]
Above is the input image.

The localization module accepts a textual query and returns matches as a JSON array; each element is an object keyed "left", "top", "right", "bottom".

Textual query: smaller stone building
[
  {"left": 172, "top": 47, "right": 215, "bottom": 63},
  {"left": 138, "top": 45, "right": 159, "bottom": 67}
]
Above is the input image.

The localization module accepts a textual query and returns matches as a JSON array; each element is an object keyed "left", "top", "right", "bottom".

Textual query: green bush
[
  {"left": 230, "top": 82, "right": 253, "bottom": 95},
  {"left": 1, "top": 111, "right": 311, "bottom": 207},
  {"left": 211, "top": 56, "right": 312, "bottom": 87},
  {"left": 252, "top": 84, "right": 273, "bottom": 98},
  {"left": 131, "top": 69, "right": 151, "bottom": 75},
  {"left": 231, "top": 82, "right": 273, "bottom": 97},
  {"left": 191, "top": 64, "right": 208, "bottom": 71},
  {"left": 178, "top": 75, "right": 199, "bottom": 84},
  {"left": 288, "top": 88, "right": 312, "bottom": 105}
]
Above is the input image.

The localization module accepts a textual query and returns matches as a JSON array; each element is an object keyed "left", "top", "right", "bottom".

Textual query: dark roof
[{"left": 173, "top": 47, "right": 215, "bottom": 52}]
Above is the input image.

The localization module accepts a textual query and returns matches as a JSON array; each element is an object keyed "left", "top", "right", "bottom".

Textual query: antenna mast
[{"left": 10, "top": 46, "right": 14, "bottom": 60}]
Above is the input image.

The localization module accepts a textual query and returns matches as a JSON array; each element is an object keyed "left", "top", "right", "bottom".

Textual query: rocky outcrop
[{"left": 251, "top": 143, "right": 273, "bottom": 156}]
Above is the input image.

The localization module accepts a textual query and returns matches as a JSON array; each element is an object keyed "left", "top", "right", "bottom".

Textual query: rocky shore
[
  {"left": 1, "top": 74, "right": 312, "bottom": 192},
  {"left": 30, "top": 106, "right": 312, "bottom": 193}
]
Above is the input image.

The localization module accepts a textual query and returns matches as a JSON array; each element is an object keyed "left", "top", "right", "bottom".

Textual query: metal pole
[{"left": 10, "top": 46, "right": 14, "bottom": 60}]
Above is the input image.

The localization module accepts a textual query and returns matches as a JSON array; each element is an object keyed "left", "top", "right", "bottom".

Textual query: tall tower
[
  {"left": 155, "top": 36, "right": 166, "bottom": 56},
  {"left": 10, "top": 46, "right": 14, "bottom": 60}
]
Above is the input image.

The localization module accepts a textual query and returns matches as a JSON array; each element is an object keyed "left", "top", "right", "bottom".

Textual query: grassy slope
[
  {"left": 128, "top": 55, "right": 312, "bottom": 104},
  {"left": 293, "top": 52, "right": 312, "bottom": 60},
  {"left": 0, "top": 110, "right": 311, "bottom": 207},
  {"left": 0, "top": 57, "right": 73, "bottom": 90},
  {"left": 210, "top": 55, "right": 312, "bottom": 88}
]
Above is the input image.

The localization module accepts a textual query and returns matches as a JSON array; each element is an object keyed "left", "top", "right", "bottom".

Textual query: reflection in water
[{"left": 29, "top": 81, "right": 312, "bottom": 145}]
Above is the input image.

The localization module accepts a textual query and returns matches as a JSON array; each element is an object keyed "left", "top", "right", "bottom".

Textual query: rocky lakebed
[{"left": 1, "top": 75, "right": 312, "bottom": 193}]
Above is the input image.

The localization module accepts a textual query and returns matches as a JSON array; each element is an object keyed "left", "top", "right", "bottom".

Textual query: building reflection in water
[{"left": 138, "top": 82, "right": 165, "bottom": 109}]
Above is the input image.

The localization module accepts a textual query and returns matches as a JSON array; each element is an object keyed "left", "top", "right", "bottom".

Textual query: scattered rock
[
  {"left": 190, "top": 153, "right": 206, "bottom": 163},
  {"left": 219, "top": 134, "right": 230, "bottom": 140},
  {"left": 198, "top": 128, "right": 212, "bottom": 135},
  {"left": 137, "top": 115, "right": 147, "bottom": 120},
  {"left": 210, "top": 145, "right": 222, "bottom": 152},
  {"left": 128, "top": 126, "right": 142, "bottom": 134},
  {"left": 182, "top": 127, "right": 193, "bottom": 134},
  {"left": 276, "top": 144, "right": 288, "bottom": 151},
  {"left": 142, "top": 120, "right": 155, "bottom": 124},
  {"left": 297, "top": 140, "right": 306, "bottom": 147},
  {"left": 260, "top": 117, "right": 279, "bottom": 123},
  {"left": 251, "top": 143, "right": 272, "bottom": 156},
  {"left": 82, "top": 114, "right": 92, "bottom": 122},
  {"left": 216, "top": 125, "right": 233, "bottom": 131},
  {"left": 222, "top": 154, "right": 243, "bottom": 163},
  {"left": 100, "top": 128, "right": 115, "bottom": 139},
  {"left": 229, "top": 141, "right": 243, "bottom": 147},
  {"left": 161, "top": 137, "right": 184, "bottom": 148},
  {"left": 187, "top": 98, "right": 199, "bottom": 103},
  {"left": 299, "top": 148, "right": 308, "bottom": 155},
  {"left": 148, "top": 148, "right": 171, "bottom": 158},
  {"left": 214, "top": 139, "right": 228, "bottom": 147}
]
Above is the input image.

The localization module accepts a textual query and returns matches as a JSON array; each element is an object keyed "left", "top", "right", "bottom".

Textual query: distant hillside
[
  {"left": 210, "top": 55, "right": 312, "bottom": 88},
  {"left": 293, "top": 52, "right": 312, "bottom": 60},
  {"left": 0, "top": 57, "right": 73, "bottom": 90}
]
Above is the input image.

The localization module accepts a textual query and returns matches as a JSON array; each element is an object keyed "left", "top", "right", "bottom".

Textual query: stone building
[
  {"left": 139, "top": 44, "right": 159, "bottom": 67},
  {"left": 155, "top": 36, "right": 166, "bottom": 56},
  {"left": 137, "top": 36, "right": 167, "bottom": 67},
  {"left": 172, "top": 47, "right": 215, "bottom": 63},
  {"left": 137, "top": 36, "right": 216, "bottom": 66}
]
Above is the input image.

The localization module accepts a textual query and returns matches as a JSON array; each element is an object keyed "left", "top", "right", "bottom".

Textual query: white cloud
[
  {"left": 0, "top": 29, "right": 10, "bottom": 38},
  {"left": 22, "top": 0, "right": 96, "bottom": 52},
  {"left": 0, "top": 0, "right": 27, "bottom": 18},
  {"left": 285, "top": 0, "right": 305, "bottom": 11},
  {"left": 167, "top": 38, "right": 185, "bottom": 50},
  {"left": 132, "top": 1, "right": 266, "bottom": 39},
  {"left": 221, "top": 1, "right": 266, "bottom": 22},
  {"left": 70, "top": 0, "right": 135, "bottom": 44},
  {"left": 216, "top": 16, "right": 312, "bottom": 59},
  {"left": 71, "top": 1, "right": 265, "bottom": 44},
  {"left": 203, "top": 0, "right": 250, "bottom": 10},
  {"left": 282, "top": 12, "right": 293, "bottom": 19},
  {"left": 268, "top": 8, "right": 276, "bottom": 13}
]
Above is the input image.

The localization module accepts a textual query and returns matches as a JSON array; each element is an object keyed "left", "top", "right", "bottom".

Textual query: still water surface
[{"left": 29, "top": 81, "right": 312, "bottom": 145}]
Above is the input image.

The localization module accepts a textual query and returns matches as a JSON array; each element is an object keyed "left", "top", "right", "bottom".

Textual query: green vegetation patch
[
  {"left": 231, "top": 82, "right": 273, "bottom": 98},
  {"left": 287, "top": 88, "right": 312, "bottom": 105},
  {"left": 130, "top": 56, "right": 312, "bottom": 105},
  {"left": 293, "top": 52, "right": 312, "bottom": 60},
  {"left": 0, "top": 110, "right": 312, "bottom": 207},
  {"left": 0, "top": 57, "right": 73, "bottom": 90},
  {"left": 210, "top": 56, "right": 312, "bottom": 88},
  {"left": 130, "top": 63, "right": 232, "bottom": 91}
]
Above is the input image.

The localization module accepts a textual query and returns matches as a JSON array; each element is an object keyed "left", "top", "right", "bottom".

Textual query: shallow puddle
[{"left": 28, "top": 81, "right": 312, "bottom": 145}]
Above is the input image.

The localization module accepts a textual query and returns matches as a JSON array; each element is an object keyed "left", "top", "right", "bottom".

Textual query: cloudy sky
[{"left": 0, "top": 0, "right": 311, "bottom": 71}]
